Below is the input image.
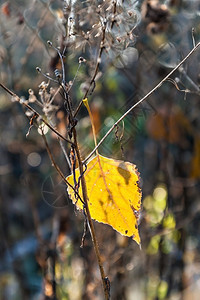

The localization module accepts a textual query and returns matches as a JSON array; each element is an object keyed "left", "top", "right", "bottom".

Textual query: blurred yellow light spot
[
  {"left": 147, "top": 275, "right": 160, "bottom": 299},
  {"left": 144, "top": 185, "right": 167, "bottom": 227},
  {"left": 143, "top": 195, "right": 154, "bottom": 210},
  {"left": 147, "top": 235, "right": 161, "bottom": 255},
  {"left": 148, "top": 210, "right": 164, "bottom": 227},
  {"left": 161, "top": 238, "right": 173, "bottom": 254},
  {"left": 153, "top": 185, "right": 167, "bottom": 213},
  {"left": 158, "top": 280, "right": 168, "bottom": 299},
  {"left": 163, "top": 213, "right": 176, "bottom": 229},
  {"left": 153, "top": 185, "right": 167, "bottom": 202}
]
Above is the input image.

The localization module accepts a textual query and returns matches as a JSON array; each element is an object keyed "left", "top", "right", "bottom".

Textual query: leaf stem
[{"left": 83, "top": 42, "right": 200, "bottom": 163}]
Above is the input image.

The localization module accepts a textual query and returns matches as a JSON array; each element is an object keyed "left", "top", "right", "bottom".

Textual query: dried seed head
[
  {"left": 127, "top": 10, "right": 133, "bottom": 17},
  {"left": 36, "top": 67, "right": 41, "bottom": 73},
  {"left": 50, "top": 87, "right": 55, "bottom": 95},
  {"left": 79, "top": 56, "right": 86, "bottom": 64},
  {"left": 29, "top": 95, "right": 36, "bottom": 103},
  {"left": 39, "top": 81, "right": 48, "bottom": 89},
  {"left": 19, "top": 97, "right": 26, "bottom": 104},
  {"left": 38, "top": 89, "right": 43, "bottom": 96},
  {"left": 28, "top": 89, "right": 34, "bottom": 95},
  {"left": 11, "top": 96, "right": 18, "bottom": 102},
  {"left": 47, "top": 40, "right": 52, "bottom": 46},
  {"left": 25, "top": 110, "right": 34, "bottom": 117}
]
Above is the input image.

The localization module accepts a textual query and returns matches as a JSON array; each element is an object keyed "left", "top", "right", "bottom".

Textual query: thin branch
[
  {"left": 37, "top": 68, "right": 58, "bottom": 84},
  {"left": 111, "top": 0, "right": 117, "bottom": 29},
  {"left": 73, "top": 22, "right": 106, "bottom": 118},
  {"left": 41, "top": 131, "right": 84, "bottom": 205},
  {"left": 49, "top": 86, "right": 62, "bottom": 105},
  {"left": 80, "top": 212, "right": 88, "bottom": 248},
  {"left": 59, "top": 138, "right": 71, "bottom": 168},
  {"left": 192, "top": 28, "right": 196, "bottom": 48},
  {"left": 83, "top": 42, "right": 200, "bottom": 163},
  {"left": 0, "top": 83, "right": 73, "bottom": 145},
  {"left": 47, "top": 41, "right": 66, "bottom": 84},
  {"left": 179, "top": 65, "right": 200, "bottom": 93},
  {"left": 68, "top": 62, "right": 82, "bottom": 92}
]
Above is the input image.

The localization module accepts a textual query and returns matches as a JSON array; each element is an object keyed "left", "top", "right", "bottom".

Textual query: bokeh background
[{"left": 0, "top": 0, "right": 200, "bottom": 299}]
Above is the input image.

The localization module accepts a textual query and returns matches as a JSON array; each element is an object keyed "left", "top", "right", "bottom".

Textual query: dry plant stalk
[
  {"left": 1, "top": 40, "right": 200, "bottom": 299},
  {"left": 1, "top": 1, "right": 200, "bottom": 298}
]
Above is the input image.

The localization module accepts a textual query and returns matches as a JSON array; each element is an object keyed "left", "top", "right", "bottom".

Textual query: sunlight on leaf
[{"left": 67, "top": 154, "right": 142, "bottom": 244}]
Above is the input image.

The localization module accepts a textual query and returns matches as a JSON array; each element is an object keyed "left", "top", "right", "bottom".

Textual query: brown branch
[
  {"left": 72, "top": 128, "right": 110, "bottom": 300},
  {"left": 83, "top": 41, "right": 200, "bottom": 163}
]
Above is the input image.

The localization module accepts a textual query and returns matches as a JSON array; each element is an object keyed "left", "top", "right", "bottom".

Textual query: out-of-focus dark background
[{"left": 0, "top": 0, "right": 200, "bottom": 299}]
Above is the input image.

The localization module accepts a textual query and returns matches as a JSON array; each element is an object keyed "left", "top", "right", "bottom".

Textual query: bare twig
[
  {"left": 0, "top": 83, "right": 73, "bottom": 145},
  {"left": 80, "top": 211, "right": 88, "bottom": 248},
  {"left": 74, "top": 21, "right": 106, "bottom": 118},
  {"left": 47, "top": 41, "right": 66, "bottom": 84},
  {"left": 83, "top": 42, "right": 200, "bottom": 163},
  {"left": 68, "top": 62, "right": 82, "bottom": 92},
  {"left": 192, "top": 28, "right": 196, "bottom": 48},
  {"left": 59, "top": 139, "right": 71, "bottom": 168},
  {"left": 111, "top": 0, "right": 117, "bottom": 29},
  {"left": 179, "top": 65, "right": 200, "bottom": 93},
  {"left": 41, "top": 131, "right": 84, "bottom": 205},
  {"left": 49, "top": 86, "right": 62, "bottom": 105}
]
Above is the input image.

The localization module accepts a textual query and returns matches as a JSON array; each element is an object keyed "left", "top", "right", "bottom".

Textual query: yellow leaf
[{"left": 66, "top": 154, "right": 142, "bottom": 245}]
